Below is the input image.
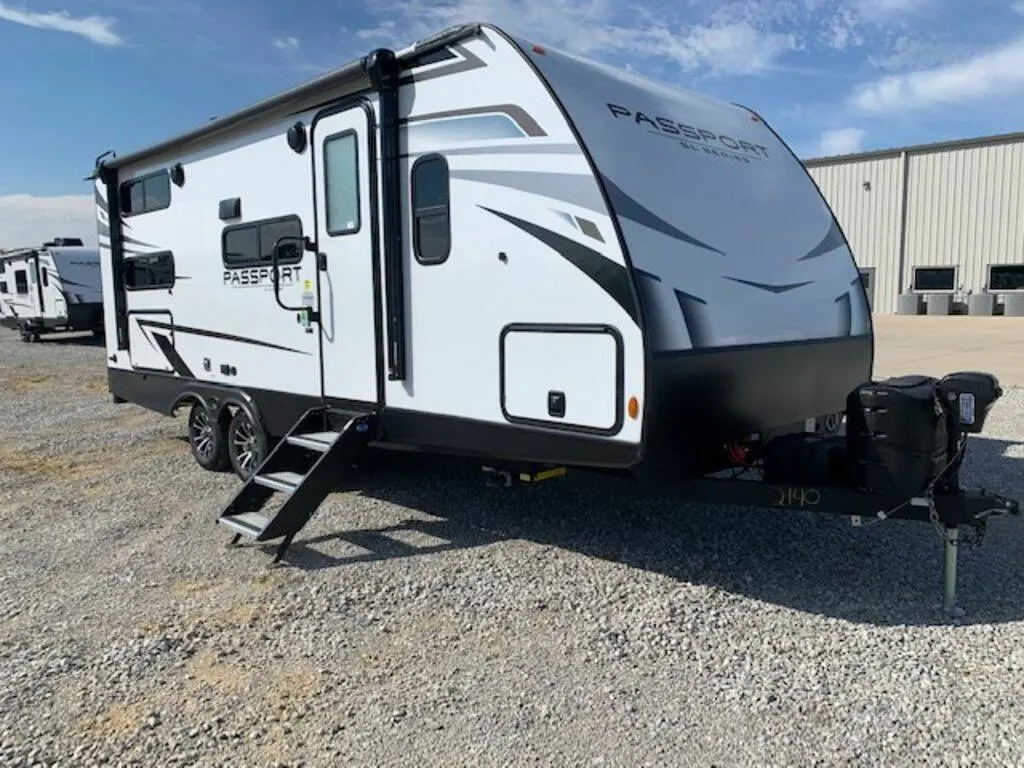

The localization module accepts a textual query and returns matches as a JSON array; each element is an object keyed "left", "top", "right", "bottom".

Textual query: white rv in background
[
  {"left": 90, "top": 21, "right": 1017, "bottom": 616},
  {"left": 0, "top": 239, "right": 104, "bottom": 342}
]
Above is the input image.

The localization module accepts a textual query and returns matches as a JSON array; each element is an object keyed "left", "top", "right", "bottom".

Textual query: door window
[
  {"left": 14, "top": 270, "right": 28, "bottom": 294},
  {"left": 323, "top": 131, "right": 360, "bottom": 235}
]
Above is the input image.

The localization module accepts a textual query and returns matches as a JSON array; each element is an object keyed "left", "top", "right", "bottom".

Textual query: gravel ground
[{"left": 3, "top": 327, "right": 1024, "bottom": 767}]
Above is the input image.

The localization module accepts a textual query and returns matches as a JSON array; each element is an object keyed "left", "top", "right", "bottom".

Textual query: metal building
[{"left": 804, "top": 131, "right": 1024, "bottom": 315}]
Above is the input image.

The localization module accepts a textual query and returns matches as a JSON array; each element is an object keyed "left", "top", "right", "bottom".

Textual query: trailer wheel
[
  {"left": 187, "top": 401, "right": 230, "bottom": 472},
  {"left": 227, "top": 409, "right": 268, "bottom": 480}
]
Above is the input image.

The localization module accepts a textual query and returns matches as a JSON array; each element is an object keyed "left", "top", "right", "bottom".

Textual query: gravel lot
[{"left": 3, "top": 326, "right": 1024, "bottom": 767}]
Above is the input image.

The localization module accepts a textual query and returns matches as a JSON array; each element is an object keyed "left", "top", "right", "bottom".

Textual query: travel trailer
[
  {"left": 91, "top": 22, "right": 1019, "bottom": 614},
  {"left": 0, "top": 239, "right": 103, "bottom": 341}
]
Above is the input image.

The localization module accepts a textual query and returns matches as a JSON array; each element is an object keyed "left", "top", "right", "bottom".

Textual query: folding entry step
[{"left": 217, "top": 408, "right": 377, "bottom": 563}]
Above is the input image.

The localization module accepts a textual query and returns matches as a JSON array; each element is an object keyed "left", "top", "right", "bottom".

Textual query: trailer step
[
  {"left": 286, "top": 431, "right": 341, "bottom": 452},
  {"left": 253, "top": 471, "right": 305, "bottom": 493},
  {"left": 219, "top": 511, "right": 270, "bottom": 537},
  {"left": 217, "top": 409, "right": 377, "bottom": 563}
]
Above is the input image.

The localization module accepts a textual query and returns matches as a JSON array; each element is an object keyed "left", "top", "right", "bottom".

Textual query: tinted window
[
  {"left": 125, "top": 251, "right": 175, "bottom": 290},
  {"left": 222, "top": 216, "right": 303, "bottom": 268},
  {"left": 411, "top": 154, "right": 450, "bottom": 265},
  {"left": 223, "top": 225, "right": 260, "bottom": 267},
  {"left": 324, "top": 132, "right": 360, "bottom": 235},
  {"left": 14, "top": 270, "right": 27, "bottom": 294},
  {"left": 988, "top": 265, "right": 1024, "bottom": 291},
  {"left": 41, "top": 267, "right": 48, "bottom": 287},
  {"left": 120, "top": 170, "right": 172, "bottom": 216},
  {"left": 912, "top": 267, "right": 955, "bottom": 291},
  {"left": 260, "top": 218, "right": 303, "bottom": 263},
  {"left": 0, "top": 281, "right": 7, "bottom": 293},
  {"left": 145, "top": 173, "right": 171, "bottom": 211}
]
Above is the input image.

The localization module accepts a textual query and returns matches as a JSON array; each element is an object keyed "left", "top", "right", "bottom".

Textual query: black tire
[
  {"left": 227, "top": 408, "right": 269, "bottom": 480},
  {"left": 187, "top": 401, "right": 230, "bottom": 471}
]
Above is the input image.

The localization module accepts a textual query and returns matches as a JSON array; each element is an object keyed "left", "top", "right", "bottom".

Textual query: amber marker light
[{"left": 628, "top": 396, "right": 639, "bottom": 420}]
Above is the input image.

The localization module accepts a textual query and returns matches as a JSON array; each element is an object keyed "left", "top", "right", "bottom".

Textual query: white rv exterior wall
[
  {"left": 806, "top": 133, "right": 1024, "bottom": 315},
  {"left": 807, "top": 155, "right": 904, "bottom": 315}
]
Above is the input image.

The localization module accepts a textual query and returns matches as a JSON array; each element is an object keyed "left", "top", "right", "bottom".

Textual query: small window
[
  {"left": 222, "top": 215, "right": 303, "bottom": 268},
  {"left": 988, "top": 264, "right": 1024, "bottom": 292},
  {"left": 323, "top": 131, "right": 360, "bottom": 235},
  {"left": 14, "top": 269, "right": 28, "bottom": 294},
  {"left": 125, "top": 251, "right": 175, "bottom": 290},
  {"left": 0, "top": 281, "right": 7, "bottom": 294},
  {"left": 912, "top": 266, "right": 955, "bottom": 292},
  {"left": 120, "top": 170, "right": 172, "bottom": 216},
  {"left": 411, "top": 154, "right": 451, "bottom": 265},
  {"left": 41, "top": 267, "right": 48, "bottom": 287}
]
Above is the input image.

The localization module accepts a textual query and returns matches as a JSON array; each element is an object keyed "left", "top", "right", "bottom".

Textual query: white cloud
[
  {"left": 851, "top": 35, "right": 1024, "bottom": 113},
  {"left": 852, "top": 0, "right": 930, "bottom": 20},
  {"left": 272, "top": 36, "right": 300, "bottom": 52},
  {"left": 356, "top": 0, "right": 799, "bottom": 76},
  {"left": 1013, "top": 0, "right": 1024, "bottom": 14},
  {"left": 0, "top": 4, "right": 122, "bottom": 46},
  {"left": 815, "top": 127, "right": 866, "bottom": 155},
  {"left": 0, "top": 195, "right": 96, "bottom": 250}
]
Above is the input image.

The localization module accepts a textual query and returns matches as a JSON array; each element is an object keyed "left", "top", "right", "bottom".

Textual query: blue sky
[{"left": 2, "top": 0, "right": 1024, "bottom": 246}]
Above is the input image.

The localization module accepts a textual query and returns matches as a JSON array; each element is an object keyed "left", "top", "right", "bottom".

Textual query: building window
[
  {"left": 119, "top": 169, "right": 172, "bottom": 216},
  {"left": 988, "top": 264, "right": 1024, "bottom": 292},
  {"left": 222, "top": 215, "right": 304, "bottom": 268},
  {"left": 323, "top": 131, "right": 360, "bottom": 236},
  {"left": 14, "top": 269, "right": 28, "bottom": 294},
  {"left": 125, "top": 251, "right": 175, "bottom": 290},
  {"left": 912, "top": 266, "right": 955, "bottom": 292},
  {"left": 411, "top": 154, "right": 451, "bottom": 265}
]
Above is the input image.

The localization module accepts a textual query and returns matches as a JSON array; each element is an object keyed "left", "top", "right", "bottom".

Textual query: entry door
[{"left": 312, "top": 105, "right": 379, "bottom": 406}]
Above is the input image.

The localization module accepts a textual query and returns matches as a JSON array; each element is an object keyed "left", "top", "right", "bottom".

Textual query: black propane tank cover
[{"left": 938, "top": 371, "right": 1003, "bottom": 434}]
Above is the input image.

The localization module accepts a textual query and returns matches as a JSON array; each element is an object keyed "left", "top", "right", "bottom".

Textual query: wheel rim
[
  {"left": 189, "top": 408, "right": 214, "bottom": 460},
  {"left": 231, "top": 417, "right": 259, "bottom": 475}
]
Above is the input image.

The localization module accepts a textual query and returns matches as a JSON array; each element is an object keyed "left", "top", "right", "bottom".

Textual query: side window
[
  {"left": 14, "top": 270, "right": 28, "bottom": 294},
  {"left": 221, "top": 216, "right": 303, "bottom": 268},
  {"left": 223, "top": 225, "right": 260, "bottom": 268},
  {"left": 125, "top": 251, "right": 175, "bottom": 290},
  {"left": 323, "top": 131, "right": 360, "bottom": 235},
  {"left": 120, "top": 170, "right": 172, "bottom": 216},
  {"left": 0, "top": 281, "right": 7, "bottom": 294},
  {"left": 411, "top": 154, "right": 451, "bottom": 265},
  {"left": 41, "top": 267, "right": 48, "bottom": 287}
]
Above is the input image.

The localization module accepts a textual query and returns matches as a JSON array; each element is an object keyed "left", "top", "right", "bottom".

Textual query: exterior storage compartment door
[
  {"left": 500, "top": 324, "right": 623, "bottom": 434},
  {"left": 127, "top": 311, "right": 176, "bottom": 373}
]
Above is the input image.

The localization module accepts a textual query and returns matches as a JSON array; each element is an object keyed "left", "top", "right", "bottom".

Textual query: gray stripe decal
[
  {"left": 599, "top": 174, "right": 724, "bottom": 255},
  {"left": 576, "top": 217, "right": 605, "bottom": 243},
  {"left": 674, "top": 290, "right": 714, "bottom": 349},
  {"left": 123, "top": 235, "right": 162, "bottom": 249},
  {"left": 94, "top": 187, "right": 108, "bottom": 213},
  {"left": 481, "top": 206, "right": 638, "bottom": 322},
  {"left": 798, "top": 218, "right": 845, "bottom": 261},
  {"left": 452, "top": 169, "right": 606, "bottom": 214},
  {"left": 405, "top": 103, "right": 546, "bottom": 137},
  {"left": 724, "top": 276, "right": 814, "bottom": 293},
  {"left": 399, "top": 43, "right": 486, "bottom": 85},
  {"left": 400, "top": 142, "right": 579, "bottom": 159}
]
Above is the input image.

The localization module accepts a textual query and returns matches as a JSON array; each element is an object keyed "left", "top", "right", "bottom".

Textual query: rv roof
[{"left": 95, "top": 23, "right": 483, "bottom": 175}]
